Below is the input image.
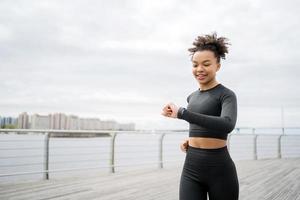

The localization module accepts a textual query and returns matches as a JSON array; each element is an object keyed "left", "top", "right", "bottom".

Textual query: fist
[{"left": 161, "top": 102, "right": 179, "bottom": 118}]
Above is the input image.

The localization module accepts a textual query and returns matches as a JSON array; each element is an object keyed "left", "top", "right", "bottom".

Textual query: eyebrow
[{"left": 192, "top": 60, "right": 211, "bottom": 63}]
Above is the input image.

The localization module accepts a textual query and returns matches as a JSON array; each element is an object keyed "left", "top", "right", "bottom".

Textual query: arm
[
  {"left": 187, "top": 93, "right": 192, "bottom": 103},
  {"left": 177, "top": 91, "right": 237, "bottom": 133}
]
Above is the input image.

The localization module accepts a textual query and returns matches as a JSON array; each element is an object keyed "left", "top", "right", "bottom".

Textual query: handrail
[{"left": 0, "top": 128, "right": 299, "bottom": 180}]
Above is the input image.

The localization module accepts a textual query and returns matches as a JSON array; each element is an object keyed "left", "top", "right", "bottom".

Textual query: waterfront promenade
[{"left": 0, "top": 158, "right": 299, "bottom": 200}]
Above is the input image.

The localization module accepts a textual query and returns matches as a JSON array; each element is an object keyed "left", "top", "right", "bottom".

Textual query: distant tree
[{"left": 4, "top": 124, "right": 17, "bottom": 129}]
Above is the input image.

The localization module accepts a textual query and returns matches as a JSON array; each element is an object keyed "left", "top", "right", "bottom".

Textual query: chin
[{"left": 197, "top": 79, "right": 208, "bottom": 84}]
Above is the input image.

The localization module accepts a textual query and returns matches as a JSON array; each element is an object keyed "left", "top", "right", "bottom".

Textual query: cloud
[{"left": 1, "top": 0, "right": 300, "bottom": 129}]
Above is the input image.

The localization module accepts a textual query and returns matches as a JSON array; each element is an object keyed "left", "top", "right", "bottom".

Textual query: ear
[{"left": 216, "top": 63, "right": 221, "bottom": 71}]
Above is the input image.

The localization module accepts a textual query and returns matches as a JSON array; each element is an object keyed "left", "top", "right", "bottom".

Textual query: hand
[
  {"left": 180, "top": 139, "right": 189, "bottom": 153},
  {"left": 161, "top": 102, "right": 179, "bottom": 118},
  {"left": 161, "top": 103, "right": 172, "bottom": 117}
]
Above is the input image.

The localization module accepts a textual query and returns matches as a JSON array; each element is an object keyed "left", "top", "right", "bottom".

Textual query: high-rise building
[
  {"left": 50, "top": 113, "right": 67, "bottom": 129},
  {"left": 18, "top": 112, "right": 29, "bottom": 129},
  {"left": 79, "top": 118, "right": 101, "bottom": 130},
  {"left": 30, "top": 114, "right": 51, "bottom": 129},
  {"left": 12, "top": 112, "right": 135, "bottom": 131},
  {"left": 0, "top": 116, "right": 3, "bottom": 128},
  {"left": 66, "top": 115, "right": 80, "bottom": 130},
  {"left": 118, "top": 122, "right": 135, "bottom": 130},
  {"left": 99, "top": 120, "right": 118, "bottom": 130}
]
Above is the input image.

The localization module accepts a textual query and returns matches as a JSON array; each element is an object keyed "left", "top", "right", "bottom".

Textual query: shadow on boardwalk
[{"left": 0, "top": 158, "right": 300, "bottom": 200}]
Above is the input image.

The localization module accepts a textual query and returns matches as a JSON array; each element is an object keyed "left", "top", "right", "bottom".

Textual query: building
[
  {"left": 66, "top": 115, "right": 80, "bottom": 130},
  {"left": 99, "top": 120, "right": 118, "bottom": 130},
  {"left": 118, "top": 122, "right": 135, "bottom": 131},
  {"left": 9, "top": 112, "right": 136, "bottom": 131},
  {"left": 50, "top": 113, "right": 67, "bottom": 130},
  {"left": 18, "top": 112, "right": 29, "bottom": 129},
  {"left": 30, "top": 114, "right": 51, "bottom": 129},
  {"left": 0, "top": 116, "right": 17, "bottom": 128},
  {"left": 79, "top": 118, "right": 101, "bottom": 130}
]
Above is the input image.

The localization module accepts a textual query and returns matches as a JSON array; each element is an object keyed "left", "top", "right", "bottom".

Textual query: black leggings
[{"left": 179, "top": 145, "right": 239, "bottom": 200}]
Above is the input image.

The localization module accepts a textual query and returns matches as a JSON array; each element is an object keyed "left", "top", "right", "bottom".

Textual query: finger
[
  {"left": 163, "top": 106, "right": 172, "bottom": 112},
  {"left": 161, "top": 111, "right": 171, "bottom": 116},
  {"left": 164, "top": 113, "right": 171, "bottom": 117},
  {"left": 167, "top": 107, "right": 172, "bottom": 111},
  {"left": 162, "top": 109, "right": 171, "bottom": 115},
  {"left": 163, "top": 104, "right": 170, "bottom": 110},
  {"left": 162, "top": 112, "right": 171, "bottom": 117},
  {"left": 162, "top": 106, "right": 168, "bottom": 112}
]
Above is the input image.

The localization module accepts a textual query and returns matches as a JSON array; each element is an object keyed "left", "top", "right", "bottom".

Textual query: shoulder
[
  {"left": 219, "top": 84, "right": 237, "bottom": 101},
  {"left": 186, "top": 89, "right": 198, "bottom": 103}
]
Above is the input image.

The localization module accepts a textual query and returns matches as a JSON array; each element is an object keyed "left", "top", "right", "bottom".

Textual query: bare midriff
[{"left": 188, "top": 137, "right": 227, "bottom": 149}]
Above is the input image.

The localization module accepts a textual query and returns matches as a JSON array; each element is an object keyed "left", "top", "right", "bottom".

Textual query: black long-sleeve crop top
[{"left": 177, "top": 83, "right": 237, "bottom": 140}]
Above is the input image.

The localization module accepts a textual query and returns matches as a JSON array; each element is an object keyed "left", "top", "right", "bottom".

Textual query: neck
[{"left": 199, "top": 79, "right": 219, "bottom": 91}]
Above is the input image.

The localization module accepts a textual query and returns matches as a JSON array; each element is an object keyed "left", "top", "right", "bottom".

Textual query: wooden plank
[{"left": 0, "top": 158, "right": 299, "bottom": 200}]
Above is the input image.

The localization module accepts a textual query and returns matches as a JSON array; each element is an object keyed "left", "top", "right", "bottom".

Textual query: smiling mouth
[{"left": 196, "top": 74, "right": 207, "bottom": 79}]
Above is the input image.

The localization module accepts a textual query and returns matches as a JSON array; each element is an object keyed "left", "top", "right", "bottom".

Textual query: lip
[{"left": 196, "top": 74, "right": 207, "bottom": 80}]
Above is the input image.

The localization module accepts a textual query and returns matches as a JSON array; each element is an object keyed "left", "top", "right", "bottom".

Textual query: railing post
[
  {"left": 158, "top": 133, "right": 166, "bottom": 169},
  {"left": 43, "top": 132, "right": 50, "bottom": 180},
  {"left": 110, "top": 132, "right": 117, "bottom": 173},
  {"left": 278, "top": 135, "right": 282, "bottom": 159},
  {"left": 253, "top": 134, "right": 258, "bottom": 160}
]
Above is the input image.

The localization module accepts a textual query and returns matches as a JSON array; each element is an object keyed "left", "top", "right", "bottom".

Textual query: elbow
[
  {"left": 223, "top": 117, "right": 236, "bottom": 133},
  {"left": 224, "top": 124, "right": 235, "bottom": 133}
]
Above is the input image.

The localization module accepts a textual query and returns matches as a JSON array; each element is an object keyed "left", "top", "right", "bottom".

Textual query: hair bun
[{"left": 188, "top": 32, "right": 231, "bottom": 62}]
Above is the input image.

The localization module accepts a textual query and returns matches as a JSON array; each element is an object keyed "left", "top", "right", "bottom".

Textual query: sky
[{"left": 1, "top": 0, "right": 300, "bottom": 130}]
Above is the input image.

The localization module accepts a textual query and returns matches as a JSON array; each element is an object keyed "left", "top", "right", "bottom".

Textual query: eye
[
  {"left": 203, "top": 63, "right": 210, "bottom": 67},
  {"left": 192, "top": 64, "right": 197, "bottom": 68}
]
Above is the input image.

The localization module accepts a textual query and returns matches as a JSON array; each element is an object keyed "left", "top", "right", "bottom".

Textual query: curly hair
[{"left": 188, "top": 32, "right": 231, "bottom": 63}]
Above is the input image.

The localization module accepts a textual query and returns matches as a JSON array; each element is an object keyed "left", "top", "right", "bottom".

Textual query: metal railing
[{"left": 0, "top": 128, "right": 299, "bottom": 180}]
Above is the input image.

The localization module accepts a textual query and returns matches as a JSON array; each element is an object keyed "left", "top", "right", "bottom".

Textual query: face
[{"left": 191, "top": 50, "right": 220, "bottom": 85}]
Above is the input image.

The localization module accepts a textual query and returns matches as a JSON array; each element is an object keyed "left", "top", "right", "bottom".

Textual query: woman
[{"left": 161, "top": 32, "right": 239, "bottom": 200}]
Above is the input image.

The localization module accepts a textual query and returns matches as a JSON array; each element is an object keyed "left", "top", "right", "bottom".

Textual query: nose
[{"left": 196, "top": 65, "right": 205, "bottom": 72}]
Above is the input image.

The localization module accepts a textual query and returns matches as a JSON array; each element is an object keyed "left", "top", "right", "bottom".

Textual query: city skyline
[{"left": 0, "top": 112, "right": 135, "bottom": 131}]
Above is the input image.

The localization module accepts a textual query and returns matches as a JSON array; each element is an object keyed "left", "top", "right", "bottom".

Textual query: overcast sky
[{"left": 1, "top": 0, "right": 300, "bottom": 130}]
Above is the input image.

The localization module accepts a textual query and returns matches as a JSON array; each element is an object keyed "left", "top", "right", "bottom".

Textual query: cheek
[
  {"left": 207, "top": 70, "right": 215, "bottom": 75},
  {"left": 207, "top": 67, "right": 217, "bottom": 75}
]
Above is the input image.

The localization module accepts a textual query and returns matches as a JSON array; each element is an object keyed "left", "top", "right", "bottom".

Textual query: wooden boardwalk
[{"left": 0, "top": 158, "right": 300, "bottom": 200}]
